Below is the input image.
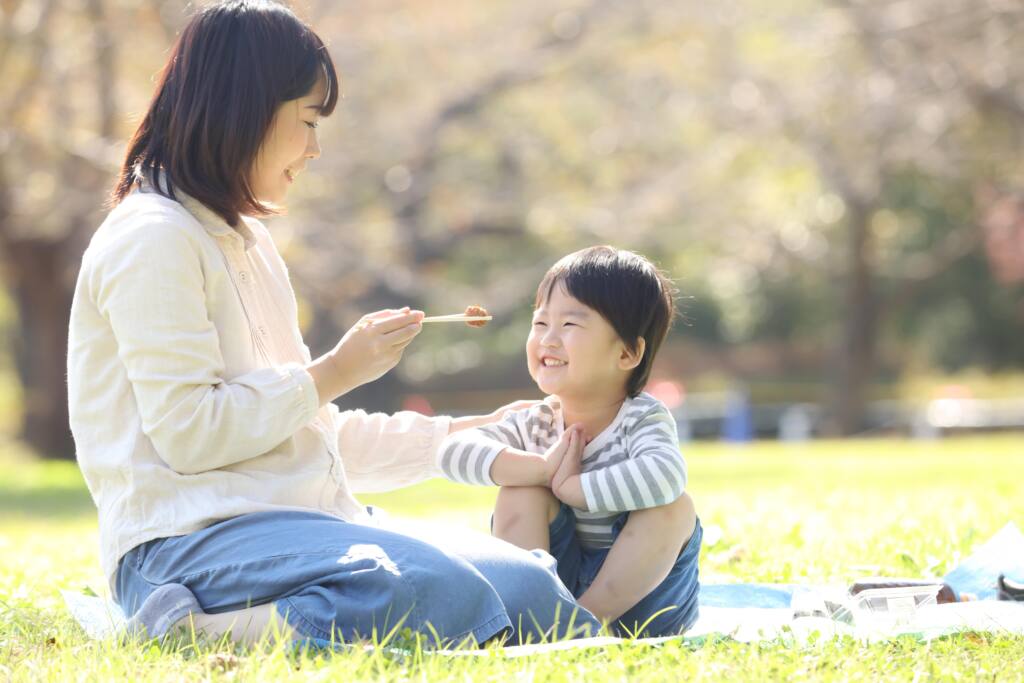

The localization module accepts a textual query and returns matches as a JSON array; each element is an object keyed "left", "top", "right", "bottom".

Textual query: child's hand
[
  {"left": 550, "top": 425, "right": 587, "bottom": 508},
  {"left": 540, "top": 424, "right": 582, "bottom": 485}
]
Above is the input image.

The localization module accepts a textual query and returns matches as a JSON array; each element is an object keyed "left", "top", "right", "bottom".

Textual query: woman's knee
[
  {"left": 497, "top": 549, "right": 597, "bottom": 639},
  {"left": 289, "top": 538, "right": 503, "bottom": 642}
]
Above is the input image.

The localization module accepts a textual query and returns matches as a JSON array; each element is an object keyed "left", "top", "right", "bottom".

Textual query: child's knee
[
  {"left": 494, "top": 486, "right": 560, "bottom": 525},
  {"left": 627, "top": 492, "right": 696, "bottom": 539}
]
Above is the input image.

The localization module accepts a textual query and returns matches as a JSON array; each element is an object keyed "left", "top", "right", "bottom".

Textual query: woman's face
[{"left": 249, "top": 74, "right": 327, "bottom": 204}]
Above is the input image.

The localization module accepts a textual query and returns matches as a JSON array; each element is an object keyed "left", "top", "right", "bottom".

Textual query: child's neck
[{"left": 557, "top": 392, "right": 628, "bottom": 443}]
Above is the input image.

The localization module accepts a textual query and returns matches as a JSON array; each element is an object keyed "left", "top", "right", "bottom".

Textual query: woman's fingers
[
  {"left": 381, "top": 319, "right": 424, "bottom": 348},
  {"left": 364, "top": 309, "right": 423, "bottom": 331},
  {"left": 364, "top": 307, "right": 411, "bottom": 321}
]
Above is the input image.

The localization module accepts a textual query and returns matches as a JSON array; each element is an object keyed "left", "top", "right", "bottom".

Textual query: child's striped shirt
[{"left": 437, "top": 392, "right": 686, "bottom": 549}]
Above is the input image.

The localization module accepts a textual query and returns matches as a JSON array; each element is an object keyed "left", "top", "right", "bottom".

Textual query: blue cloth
[
  {"left": 546, "top": 504, "right": 702, "bottom": 636},
  {"left": 943, "top": 522, "right": 1024, "bottom": 600},
  {"left": 695, "top": 522, "right": 1024, "bottom": 608},
  {"left": 115, "top": 509, "right": 599, "bottom": 647}
]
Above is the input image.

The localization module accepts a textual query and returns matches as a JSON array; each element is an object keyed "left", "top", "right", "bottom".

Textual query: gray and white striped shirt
[{"left": 437, "top": 393, "right": 687, "bottom": 548}]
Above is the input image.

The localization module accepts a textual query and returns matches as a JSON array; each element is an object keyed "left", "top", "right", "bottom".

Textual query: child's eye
[
  {"left": 532, "top": 321, "right": 547, "bottom": 327},
  {"left": 563, "top": 322, "right": 577, "bottom": 327}
]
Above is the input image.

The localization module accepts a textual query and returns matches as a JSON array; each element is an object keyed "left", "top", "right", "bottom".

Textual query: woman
[{"left": 67, "top": 0, "right": 598, "bottom": 647}]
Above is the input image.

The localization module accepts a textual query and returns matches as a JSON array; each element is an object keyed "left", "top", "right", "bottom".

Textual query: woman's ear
[{"left": 618, "top": 338, "right": 646, "bottom": 371}]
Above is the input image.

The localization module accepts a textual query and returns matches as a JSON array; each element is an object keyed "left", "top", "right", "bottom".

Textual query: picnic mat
[{"left": 62, "top": 522, "right": 1024, "bottom": 652}]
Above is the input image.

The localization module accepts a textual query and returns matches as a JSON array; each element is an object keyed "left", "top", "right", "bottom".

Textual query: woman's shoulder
[{"left": 86, "top": 191, "right": 209, "bottom": 263}]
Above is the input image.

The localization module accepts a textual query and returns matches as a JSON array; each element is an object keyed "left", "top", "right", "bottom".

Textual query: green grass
[{"left": 2, "top": 436, "right": 1024, "bottom": 681}]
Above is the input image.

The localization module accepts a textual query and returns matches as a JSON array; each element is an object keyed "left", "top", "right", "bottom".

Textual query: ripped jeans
[{"left": 115, "top": 509, "right": 599, "bottom": 647}]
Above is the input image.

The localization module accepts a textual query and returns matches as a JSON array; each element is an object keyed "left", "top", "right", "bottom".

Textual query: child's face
[{"left": 526, "top": 283, "right": 637, "bottom": 402}]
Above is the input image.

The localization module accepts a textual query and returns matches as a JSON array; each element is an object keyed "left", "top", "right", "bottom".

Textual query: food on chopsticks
[
  {"left": 420, "top": 305, "right": 492, "bottom": 326},
  {"left": 463, "top": 304, "right": 489, "bottom": 327}
]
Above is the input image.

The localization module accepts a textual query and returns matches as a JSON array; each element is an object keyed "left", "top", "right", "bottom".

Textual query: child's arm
[
  {"left": 438, "top": 408, "right": 571, "bottom": 487},
  {"left": 553, "top": 403, "right": 686, "bottom": 512}
]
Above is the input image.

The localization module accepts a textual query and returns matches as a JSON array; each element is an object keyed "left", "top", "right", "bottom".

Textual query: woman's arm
[
  {"left": 334, "top": 407, "right": 453, "bottom": 493},
  {"left": 93, "top": 222, "right": 320, "bottom": 475},
  {"left": 446, "top": 400, "right": 541, "bottom": 435}
]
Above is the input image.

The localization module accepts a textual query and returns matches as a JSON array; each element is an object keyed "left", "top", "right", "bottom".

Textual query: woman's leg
[
  {"left": 116, "top": 510, "right": 511, "bottom": 647},
  {"left": 387, "top": 516, "right": 601, "bottom": 644}
]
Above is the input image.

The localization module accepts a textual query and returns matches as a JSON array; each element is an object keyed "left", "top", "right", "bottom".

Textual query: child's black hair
[{"left": 535, "top": 246, "right": 677, "bottom": 398}]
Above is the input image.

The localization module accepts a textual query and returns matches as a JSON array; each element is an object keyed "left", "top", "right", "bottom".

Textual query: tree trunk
[
  {"left": 3, "top": 237, "right": 76, "bottom": 459},
  {"left": 831, "top": 201, "right": 876, "bottom": 435}
]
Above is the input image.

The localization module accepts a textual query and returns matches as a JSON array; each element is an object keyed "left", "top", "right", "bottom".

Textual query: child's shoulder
[{"left": 621, "top": 392, "right": 674, "bottom": 428}]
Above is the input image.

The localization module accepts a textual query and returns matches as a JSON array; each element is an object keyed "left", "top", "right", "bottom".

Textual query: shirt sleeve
[
  {"left": 334, "top": 407, "right": 452, "bottom": 493},
  {"left": 90, "top": 221, "right": 320, "bottom": 475},
  {"left": 436, "top": 411, "right": 527, "bottom": 486},
  {"left": 579, "top": 403, "right": 686, "bottom": 513}
]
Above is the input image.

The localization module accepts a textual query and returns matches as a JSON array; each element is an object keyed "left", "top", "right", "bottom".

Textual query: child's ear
[{"left": 618, "top": 338, "right": 645, "bottom": 371}]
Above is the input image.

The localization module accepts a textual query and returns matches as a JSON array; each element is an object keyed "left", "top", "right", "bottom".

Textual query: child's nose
[{"left": 540, "top": 328, "right": 561, "bottom": 346}]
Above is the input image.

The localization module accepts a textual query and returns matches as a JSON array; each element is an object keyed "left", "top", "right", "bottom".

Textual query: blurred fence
[{"left": 671, "top": 393, "right": 1024, "bottom": 442}]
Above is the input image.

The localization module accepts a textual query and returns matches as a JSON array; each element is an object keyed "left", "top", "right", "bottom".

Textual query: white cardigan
[{"left": 67, "top": 186, "right": 449, "bottom": 591}]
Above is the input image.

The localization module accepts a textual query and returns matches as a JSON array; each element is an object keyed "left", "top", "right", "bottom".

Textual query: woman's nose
[{"left": 305, "top": 131, "right": 321, "bottom": 160}]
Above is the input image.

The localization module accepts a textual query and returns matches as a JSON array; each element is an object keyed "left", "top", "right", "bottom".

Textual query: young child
[{"left": 437, "top": 246, "right": 701, "bottom": 637}]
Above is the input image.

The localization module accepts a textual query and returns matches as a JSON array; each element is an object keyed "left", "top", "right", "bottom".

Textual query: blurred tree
[
  {"left": 0, "top": 0, "right": 120, "bottom": 458},
  {"left": 2, "top": 0, "right": 1024, "bottom": 456}
]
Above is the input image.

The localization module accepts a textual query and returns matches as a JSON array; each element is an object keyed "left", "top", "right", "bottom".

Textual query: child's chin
[{"left": 536, "top": 378, "right": 561, "bottom": 395}]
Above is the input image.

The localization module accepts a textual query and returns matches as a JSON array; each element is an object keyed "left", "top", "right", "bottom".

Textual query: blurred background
[{"left": 2, "top": 0, "right": 1024, "bottom": 460}]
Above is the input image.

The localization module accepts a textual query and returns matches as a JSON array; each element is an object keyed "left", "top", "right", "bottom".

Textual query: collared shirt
[{"left": 67, "top": 184, "right": 450, "bottom": 592}]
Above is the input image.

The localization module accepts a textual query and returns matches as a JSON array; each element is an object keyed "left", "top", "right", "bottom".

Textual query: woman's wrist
[{"left": 305, "top": 349, "right": 360, "bottom": 406}]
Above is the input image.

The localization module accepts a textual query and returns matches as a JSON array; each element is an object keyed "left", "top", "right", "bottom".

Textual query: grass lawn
[{"left": 1, "top": 435, "right": 1023, "bottom": 681}]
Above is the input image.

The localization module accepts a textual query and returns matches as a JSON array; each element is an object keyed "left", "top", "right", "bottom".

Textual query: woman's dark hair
[
  {"left": 535, "top": 246, "right": 677, "bottom": 398},
  {"left": 111, "top": 0, "right": 339, "bottom": 227}
]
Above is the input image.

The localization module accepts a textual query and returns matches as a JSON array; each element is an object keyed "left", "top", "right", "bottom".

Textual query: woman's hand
[
  {"left": 550, "top": 424, "right": 587, "bottom": 508},
  {"left": 332, "top": 308, "right": 424, "bottom": 384},
  {"left": 307, "top": 308, "right": 423, "bottom": 405}
]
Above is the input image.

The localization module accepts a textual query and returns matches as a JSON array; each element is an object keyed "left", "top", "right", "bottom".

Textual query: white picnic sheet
[{"left": 61, "top": 522, "right": 1024, "bottom": 651}]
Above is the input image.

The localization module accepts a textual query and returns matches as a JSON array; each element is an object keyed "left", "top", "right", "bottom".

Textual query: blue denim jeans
[
  {"left": 548, "top": 505, "right": 703, "bottom": 637},
  {"left": 115, "top": 509, "right": 598, "bottom": 647}
]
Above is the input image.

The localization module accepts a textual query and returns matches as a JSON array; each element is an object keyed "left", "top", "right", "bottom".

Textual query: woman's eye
[{"left": 305, "top": 121, "right": 319, "bottom": 129}]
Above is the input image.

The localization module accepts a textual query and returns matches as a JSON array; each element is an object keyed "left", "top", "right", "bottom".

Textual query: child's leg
[
  {"left": 577, "top": 492, "right": 697, "bottom": 624},
  {"left": 492, "top": 486, "right": 562, "bottom": 551}
]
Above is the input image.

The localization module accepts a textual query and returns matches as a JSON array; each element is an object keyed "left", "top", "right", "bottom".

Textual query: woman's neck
[{"left": 558, "top": 393, "right": 627, "bottom": 443}]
